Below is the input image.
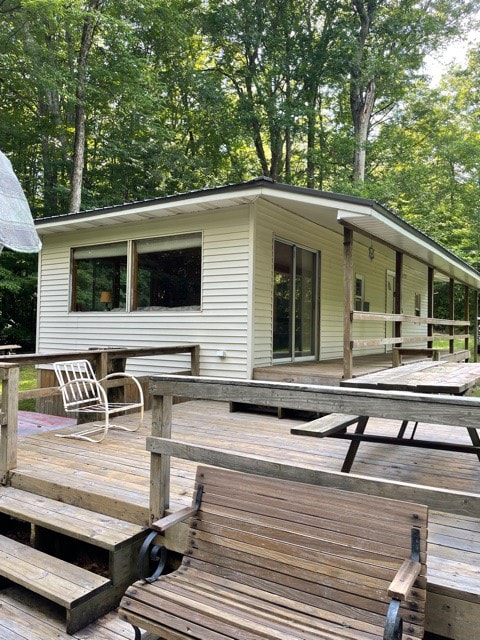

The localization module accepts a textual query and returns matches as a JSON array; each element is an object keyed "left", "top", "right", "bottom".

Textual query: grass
[{"left": 18, "top": 364, "right": 37, "bottom": 411}]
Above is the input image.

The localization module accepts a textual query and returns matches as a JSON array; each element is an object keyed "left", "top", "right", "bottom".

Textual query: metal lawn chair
[{"left": 53, "top": 359, "right": 144, "bottom": 443}]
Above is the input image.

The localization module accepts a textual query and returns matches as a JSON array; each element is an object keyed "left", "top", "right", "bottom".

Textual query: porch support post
[
  {"left": 394, "top": 252, "right": 403, "bottom": 341},
  {"left": 464, "top": 285, "right": 470, "bottom": 354},
  {"left": 427, "top": 268, "right": 434, "bottom": 349},
  {"left": 149, "top": 393, "right": 173, "bottom": 525},
  {"left": 191, "top": 345, "right": 200, "bottom": 377},
  {"left": 343, "top": 227, "right": 353, "bottom": 380},
  {"left": 474, "top": 290, "right": 479, "bottom": 363},
  {"left": 449, "top": 278, "right": 455, "bottom": 353},
  {"left": 0, "top": 364, "right": 19, "bottom": 485}
]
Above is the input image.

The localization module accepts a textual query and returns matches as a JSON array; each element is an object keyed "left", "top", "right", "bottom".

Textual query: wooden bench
[
  {"left": 119, "top": 465, "right": 428, "bottom": 640},
  {"left": 291, "top": 412, "right": 361, "bottom": 437}
]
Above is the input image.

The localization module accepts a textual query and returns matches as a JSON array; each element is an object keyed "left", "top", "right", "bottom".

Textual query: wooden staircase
[{"left": 0, "top": 486, "right": 146, "bottom": 634}]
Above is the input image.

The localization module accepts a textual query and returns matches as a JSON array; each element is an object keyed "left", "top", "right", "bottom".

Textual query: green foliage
[{"left": 0, "top": 251, "right": 38, "bottom": 350}]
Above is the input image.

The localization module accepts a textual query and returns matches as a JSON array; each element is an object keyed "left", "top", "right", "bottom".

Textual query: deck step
[
  {"left": 0, "top": 533, "right": 110, "bottom": 633},
  {"left": 8, "top": 469, "right": 149, "bottom": 524},
  {"left": 0, "top": 486, "right": 145, "bottom": 551},
  {"left": 0, "top": 486, "right": 147, "bottom": 633}
]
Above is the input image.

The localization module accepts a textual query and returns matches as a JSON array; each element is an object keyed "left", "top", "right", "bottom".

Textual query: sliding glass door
[{"left": 273, "top": 240, "right": 318, "bottom": 361}]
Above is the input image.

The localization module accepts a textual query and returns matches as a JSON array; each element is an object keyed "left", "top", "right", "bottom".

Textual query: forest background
[{"left": 0, "top": 0, "right": 479, "bottom": 348}]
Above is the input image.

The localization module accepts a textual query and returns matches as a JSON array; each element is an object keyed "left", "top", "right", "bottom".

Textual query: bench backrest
[
  {"left": 54, "top": 359, "right": 102, "bottom": 410},
  {"left": 187, "top": 465, "right": 428, "bottom": 638}
]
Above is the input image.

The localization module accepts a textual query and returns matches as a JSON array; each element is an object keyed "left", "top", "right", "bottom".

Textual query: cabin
[{"left": 34, "top": 177, "right": 480, "bottom": 383}]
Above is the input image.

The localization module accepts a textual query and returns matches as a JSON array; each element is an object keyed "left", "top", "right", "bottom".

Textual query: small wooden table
[
  {"left": 335, "top": 361, "right": 480, "bottom": 471},
  {"left": 0, "top": 344, "right": 20, "bottom": 355}
]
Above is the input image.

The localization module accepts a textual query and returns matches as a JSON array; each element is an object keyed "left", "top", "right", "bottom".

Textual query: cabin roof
[{"left": 35, "top": 176, "right": 480, "bottom": 288}]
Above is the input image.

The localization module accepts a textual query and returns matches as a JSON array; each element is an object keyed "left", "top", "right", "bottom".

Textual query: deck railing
[
  {"left": 0, "top": 345, "right": 199, "bottom": 484},
  {"left": 147, "top": 374, "right": 480, "bottom": 526},
  {"left": 344, "top": 311, "right": 474, "bottom": 377},
  {"left": 351, "top": 311, "right": 472, "bottom": 349}
]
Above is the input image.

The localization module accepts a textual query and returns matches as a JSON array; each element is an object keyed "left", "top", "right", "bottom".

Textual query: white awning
[{"left": 0, "top": 151, "right": 41, "bottom": 254}]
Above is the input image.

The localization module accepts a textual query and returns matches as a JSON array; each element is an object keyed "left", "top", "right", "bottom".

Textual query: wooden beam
[
  {"left": 464, "top": 285, "right": 470, "bottom": 353},
  {"left": 450, "top": 278, "right": 455, "bottom": 353},
  {"left": 149, "top": 375, "right": 480, "bottom": 430},
  {"left": 474, "top": 290, "right": 479, "bottom": 363},
  {"left": 0, "top": 344, "right": 201, "bottom": 366},
  {"left": 428, "top": 267, "right": 434, "bottom": 349},
  {"left": 395, "top": 252, "right": 403, "bottom": 340},
  {"left": 147, "top": 437, "right": 480, "bottom": 517},
  {"left": 343, "top": 227, "right": 353, "bottom": 380},
  {"left": 0, "top": 365, "right": 19, "bottom": 485},
  {"left": 149, "top": 394, "right": 173, "bottom": 524}
]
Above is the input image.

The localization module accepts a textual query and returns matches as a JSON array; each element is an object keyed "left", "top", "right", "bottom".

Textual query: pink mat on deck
[{"left": 18, "top": 411, "right": 77, "bottom": 437}]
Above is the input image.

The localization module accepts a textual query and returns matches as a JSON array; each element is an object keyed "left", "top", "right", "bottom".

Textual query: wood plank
[
  {"left": 150, "top": 374, "right": 480, "bottom": 430},
  {"left": 147, "top": 436, "right": 480, "bottom": 517},
  {"left": 0, "top": 486, "right": 145, "bottom": 550},
  {"left": 291, "top": 413, "right": 360, "bottom": 437},
  {"left": 120, "top": 465, "right": 427, "bottom": 639},
  {"left": 0, "top": 534, "right": 110, "bottom": 607}
]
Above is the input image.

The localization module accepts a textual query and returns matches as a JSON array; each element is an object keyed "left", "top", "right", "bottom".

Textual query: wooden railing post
[
  {"left": 343, "top": 227, "right": 353, "bottom": 380},
  {"left": 191, "top": 345, "right": 200, "bottom": 377},
  {"left": 0, "top": 364, "right": 19, "bottom": 485},
  {"left": 149, "top": 393, "right": 173, "bottom": 525}
]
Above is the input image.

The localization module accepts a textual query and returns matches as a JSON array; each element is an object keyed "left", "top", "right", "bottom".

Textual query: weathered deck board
[{"left": 0, "top": 586, "right": 136, "bottom": 640}]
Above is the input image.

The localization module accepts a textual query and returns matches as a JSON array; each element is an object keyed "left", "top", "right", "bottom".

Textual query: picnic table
[
  {"left": 341, "top": 360, "right": 480, "bottom": 395},
  {"left": 293, "top": 360, "right": 480, "bottom": 472}
]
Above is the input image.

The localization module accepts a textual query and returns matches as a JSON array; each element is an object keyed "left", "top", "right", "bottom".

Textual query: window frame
[
  {"left": 70, "top": 232, "right": 203, "bottom": 313},
  {"left": 354, "top": 274, "right": 365, "bottom": 311}
]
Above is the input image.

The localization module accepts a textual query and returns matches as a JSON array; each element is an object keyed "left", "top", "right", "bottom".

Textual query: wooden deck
[
  {"left": 13, "top": 399, "right": 480, "bottom": 514},
  {"left": 253, "top": 353, "right": 428, "bottom": 385},
  {"left": 5, "top": 400, "right": 480, "bottom": 638}
]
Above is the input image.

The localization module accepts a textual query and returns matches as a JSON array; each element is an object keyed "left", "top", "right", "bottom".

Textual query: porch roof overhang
[{"left": 35, "top": 177, "right": 480, "bottom": 290}]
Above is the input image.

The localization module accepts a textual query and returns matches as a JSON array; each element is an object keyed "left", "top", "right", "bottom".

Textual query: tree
[
  {"left": 69, "top": 0, "right": 103, "bottom": 213},
  {"left": 346, "top": 0, "right": 477, "bottom": 185}
]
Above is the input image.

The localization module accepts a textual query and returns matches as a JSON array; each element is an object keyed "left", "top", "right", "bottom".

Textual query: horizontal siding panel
[{"left": 37, "top": 206, "right": 253, "bottom": 379}]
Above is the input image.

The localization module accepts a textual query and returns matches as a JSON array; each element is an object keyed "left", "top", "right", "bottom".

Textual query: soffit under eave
[
  {"left": 337, "top": 209, "right": 480, "bottom": 290},
  {"left": 36, "top": 192, "right": 260, "bottom": 235}
]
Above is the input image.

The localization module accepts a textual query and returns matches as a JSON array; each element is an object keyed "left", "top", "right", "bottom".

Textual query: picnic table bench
[{"left": 119, "top": 465, "right": 428, "bottom": 640}]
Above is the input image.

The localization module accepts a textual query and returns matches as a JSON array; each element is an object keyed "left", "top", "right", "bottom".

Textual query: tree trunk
[
  {"left": 69, "top": 1, "right": 102, "bottom": 213},
  {"left": 350, "top": 77, "right": 376, "bottom": 184},
  {"left": 350, "top": 0, "right": 376, "bottom": 185}
]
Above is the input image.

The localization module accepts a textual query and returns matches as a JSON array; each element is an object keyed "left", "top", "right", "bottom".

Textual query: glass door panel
[
  {"left": 273, "top": 241, "right": 293, "bottom": 359},
  {"left": 273, "top": 240, "right": 317, "bottom": 361},
  {"left": 295, "top": 247, "right": 316, "bottom": 357}
]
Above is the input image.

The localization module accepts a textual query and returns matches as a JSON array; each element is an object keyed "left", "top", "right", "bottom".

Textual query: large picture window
[
  {"left": 71, "top": 233, "right": 202, "bottom": 312},
  {"left": 72, "top": 243, "right": 127, "bottom": 312},
  {"left": 134, "top": 233, "right": 201, "bottom": 310}
]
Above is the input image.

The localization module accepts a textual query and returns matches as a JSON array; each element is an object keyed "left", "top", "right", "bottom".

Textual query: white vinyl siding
[
  {"left": 37, "top": 207, "right": 253, "bottom": 378},
  {"left": 253, "top": 199, "right": 344, "bottom": 366}
]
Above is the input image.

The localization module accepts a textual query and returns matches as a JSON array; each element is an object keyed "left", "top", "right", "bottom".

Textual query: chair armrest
[
  {"left": 100, "top": 372, "right": 144, "bottom": 402},
  {"left": 388, "top": 559, "right": 421, "bottom": 601},
  {"left": 151, "top": 506, "right": 199, "bottom": 532}
]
